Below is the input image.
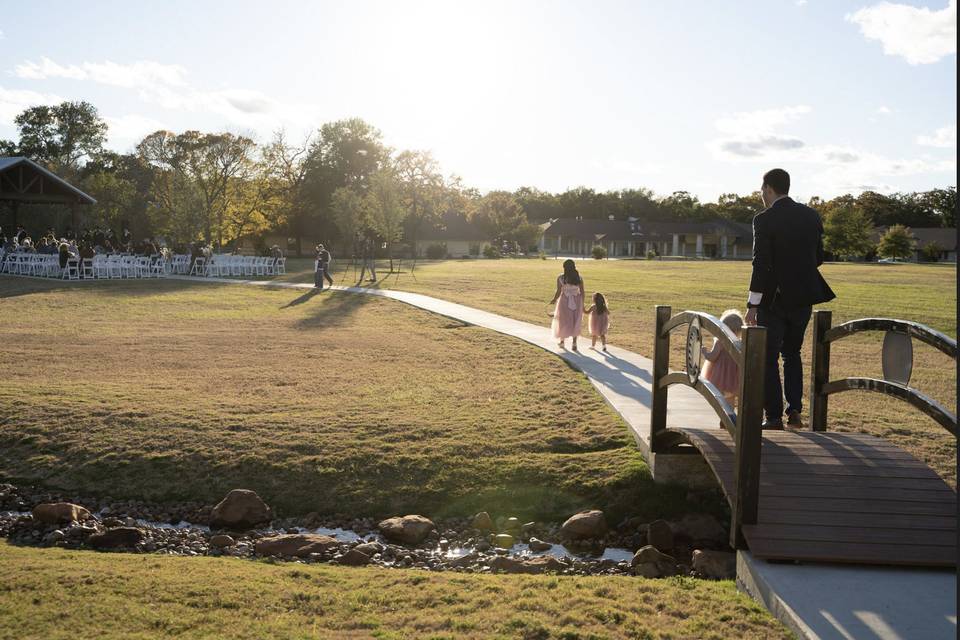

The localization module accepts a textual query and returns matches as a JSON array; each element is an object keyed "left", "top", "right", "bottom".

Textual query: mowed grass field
[
  {"left": 0, "top": 542, "right": 790, "bottom": 640},
  {"left": 282, "top": 257, "right": 957, "bottom": 486},
  {"left": 0, "top": 276, "right": 694, "bottom": 521}
]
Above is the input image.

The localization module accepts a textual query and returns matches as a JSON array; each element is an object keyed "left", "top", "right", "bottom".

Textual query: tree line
[{"left": 1, "top": 101, "right": 955, "bottom": 259}]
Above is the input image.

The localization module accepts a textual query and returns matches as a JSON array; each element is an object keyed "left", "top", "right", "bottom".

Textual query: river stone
[
  {"left": 504, "top": 517, "right": 520, "bottom": 531},
  {"left": 88, "top": 527, "right": 144, "bottom": 550},
  {"left": 471, "top": 512, "right": 494, "bottom": 531},
  {"left": 210, "top": 490, "right": 272, "bottom": 530},
  {"left": 647, "top": 519, "right": 674, "bottom": 552},
  {"left": 521, "top": 522, "right": 538, "bottom": 536},
  {"left": 449, "top": 552, "right": 479, "bottom": 568},
  {"left": 338, "top": 548, "right": 371, "bottom": 566},
  {"left": 493, "top": 534, "right": 515, "bottom": 549},
  {"left": 377, "top": 515, "right": 435, "bottom": 545},
  {"left": 527, "top": 537, "right": 553, "bottom": 552},
  {"left": 671, "top": 513, "right": 727, "bottom": 545},
  {"left": 255, "top": 534, "right": 339, "bottom": 558},
  {"left": 354, "top": 542, "right": 383, "bottom": 556},
  {"left": 32, "top": 503, "right": 91, "bottom": 525},
  {"left": 692, "top": 549, "right": 736, "bottom": 579},
  {"left": 490, "top": 555, "right": 565, "bottom": 574},
  {"left": 560, "top": 510, "right": 607, "bottom": 539},
  {"left": 43, "top": 530, "right": 66, "bottom": 545},
  {"left": 209, "top": 534, "right": 236, "bottom": 548},
  {"left": 631, "top": 545, "right": 677, "bottom": 578}
]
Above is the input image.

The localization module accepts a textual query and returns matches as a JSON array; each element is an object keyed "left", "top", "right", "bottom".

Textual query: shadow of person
[{"left": 280, "top": 288, "right": 322, "bottom": 308}]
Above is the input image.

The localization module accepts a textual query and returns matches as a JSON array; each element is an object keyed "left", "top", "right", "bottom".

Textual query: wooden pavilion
[{"left": 0, "top": 157, "right": 96, "bottom": 231}]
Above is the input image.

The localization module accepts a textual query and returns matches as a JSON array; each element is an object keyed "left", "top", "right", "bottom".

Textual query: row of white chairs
[
  {"left": 0, "top": 251, "right": 287, "bottom": 281},
  {"left": 189, "top": 255, "right": 286, "bottom": 277}
]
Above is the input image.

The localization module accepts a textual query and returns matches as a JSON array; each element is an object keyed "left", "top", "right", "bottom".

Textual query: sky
[{"left": 0, "top": 0, "right": 956, "bottom": 201}]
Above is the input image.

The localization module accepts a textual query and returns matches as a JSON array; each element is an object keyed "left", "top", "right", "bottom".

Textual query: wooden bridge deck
[{"left": 670, "top": 427, "right": 957, "bottom": 567}]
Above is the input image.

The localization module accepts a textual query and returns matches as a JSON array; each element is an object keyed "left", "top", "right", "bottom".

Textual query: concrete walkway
[{"left": 169, "top": 274, "right": 956, "bottom": 640}]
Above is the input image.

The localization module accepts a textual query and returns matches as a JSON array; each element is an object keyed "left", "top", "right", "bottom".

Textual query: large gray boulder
[
  {"left": 560, "top": 510, "right": 607, "bottom": 539},
  {"left": 646, "top": 519, "right": 674, "bottom": 552},
  {"left": 255, "top": 534, "right": 339, "bottom": 558},
  {"left": 692, "top": 549, "right": 736, "bottom": 579},
  {"left": 210, "top": 489, "right": 272, "bottom": 530},
  {"left": 631, "top": 545, "right": 678, "bottom": 578},
  {"left": 32, "top": 503, "right": 91, "bottom": 525},
  {"left": 377, "top": 515, "right": 435, "bottom": 545},
  {"left": 671, "top": 513, "right": 727, "bottom": 545}
]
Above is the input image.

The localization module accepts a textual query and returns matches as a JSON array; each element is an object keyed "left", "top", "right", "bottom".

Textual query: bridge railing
[
  {"left": 810, "top": 311, "right": 958, "bottom": 436},
  {"left": 650, "top": 305, "right": 768, "bottom": 548}
]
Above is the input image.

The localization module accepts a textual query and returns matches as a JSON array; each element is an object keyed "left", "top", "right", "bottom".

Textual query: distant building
[
  {"left": 873, "top": 227, "right": 957, "bottom": 263},
  {"left": 538, "top": 217, "right": 753, "bottom": 258},
  {"left": 414, "top": 211, "right": 491, "bottom": 258}
]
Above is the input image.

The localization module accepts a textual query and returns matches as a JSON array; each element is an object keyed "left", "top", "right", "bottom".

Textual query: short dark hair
[{"left": 763, "top": 168, "right": 790, "bottom": 195}]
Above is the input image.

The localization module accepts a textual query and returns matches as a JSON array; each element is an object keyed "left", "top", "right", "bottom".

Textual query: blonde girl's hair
[{"left": 720, "top": 309, "right": 744, "bottom": 334}]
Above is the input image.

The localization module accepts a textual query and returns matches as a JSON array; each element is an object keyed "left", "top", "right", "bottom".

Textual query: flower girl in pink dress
[
  {"left": 550, "top": 259, "right": 585, "bottom": 351},
  {"left": 585, "top": 292, "right": 610, "bottom": 351},
  {"left": 701, "top": 309, "right": 744, "bottom": 406}
]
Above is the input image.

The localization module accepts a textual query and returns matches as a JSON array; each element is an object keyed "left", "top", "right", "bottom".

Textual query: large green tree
[
  {"left": 10, "top": 101, "right": 107, "bottom": 177},
  {"left": 470, "top": 191, "right": 528, "bottom": 247},
  {"left": 363, "top": 170, "right": 407, "bottom": 272},
  {"left": 877, "top": 225, "right": 915, "bottom": 260},
  {"left": 822, "top": 199, "right": 875, "bottom": 260}
]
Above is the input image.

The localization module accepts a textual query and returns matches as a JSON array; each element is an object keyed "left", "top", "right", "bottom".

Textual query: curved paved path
[{"left": 169, "top": 274, "right": 717, "bottom": 456}]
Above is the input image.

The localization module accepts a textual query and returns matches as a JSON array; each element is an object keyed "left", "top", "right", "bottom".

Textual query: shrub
[
  {"left": 646, "top": 250, "right": 658, "bottom": 260},
  {"left": 538, "top": 250, "right": 547, "bottom": 260},
  {"left": 425, "top": 244, "right": 446, "bottom": 260},
  {"left": 483, "top": 245, "right": 501, "bottom": 259},
  {"left": 591, "top": 245, "right": 607, "bottom": 260},
  {"left": 922, "top": 242, "right": 943, "bottom": 262}
]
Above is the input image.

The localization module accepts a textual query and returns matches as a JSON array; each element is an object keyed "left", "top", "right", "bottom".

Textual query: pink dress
[
  {"left": 702, "top": 340, "right": 740, "bottom": 397},
  {"left": 588, "top": 309, "right": 609, "bottom": 336},
  {"left": 551, "top": 276, "right": 583, "bottom": 339}
]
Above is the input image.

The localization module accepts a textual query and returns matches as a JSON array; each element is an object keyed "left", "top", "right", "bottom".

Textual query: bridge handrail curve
[
  {"left": 823, "top": 317, "right": 957, "bottom": 359},
  {"left": 660, "top": 310, "right": 744, "bottom": 368},
  {"left": 659, "top": 372, "right": 738, "bottom": 432},
  {"left": 810, "top": 311, "right": 958, "bottom": 437}
]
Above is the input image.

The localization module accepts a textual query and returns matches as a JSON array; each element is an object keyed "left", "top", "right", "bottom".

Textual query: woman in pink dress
[
  {"left": 549, "top": 259, "right": 585, "bottom": 351},
  {"left": 701, "top": 309, "right": 744, "bottom": 406}
]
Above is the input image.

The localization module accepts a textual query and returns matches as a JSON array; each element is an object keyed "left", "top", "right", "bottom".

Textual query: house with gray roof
[{"left": 538, "top": 217, "right": 752, "bottom": 258}]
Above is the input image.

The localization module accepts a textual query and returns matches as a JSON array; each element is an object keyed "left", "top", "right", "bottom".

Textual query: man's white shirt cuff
[{"left": 747, "top": 291, "right": 763, "bottom": 306}]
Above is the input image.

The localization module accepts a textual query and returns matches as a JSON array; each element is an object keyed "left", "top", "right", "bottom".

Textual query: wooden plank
[
  {"left": 712, "top": 462, "right": 941, "bottom": 479},
  {"left": 744, "top": 537, "right": 956, "bottom": 567},
  {"left": 742, "top": 524, "right": 957, "bottom": 546},
  {"left": 704, "top": 442, "right": 918, "bottom": 461},
  {"left": 755, "top": 483, "right": 957, "bottom": 503},
  {"left": 757, "top": 509, "right": 957, "bottom": 530},
  {"left": 718, "top": 471, "right": 953, "bottom": 492},
  {"left": 756, "top": 496, "right": 955, "bottom": 516}
]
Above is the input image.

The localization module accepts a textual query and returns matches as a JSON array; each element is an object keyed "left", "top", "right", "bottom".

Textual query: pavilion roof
[{"left": 0, "top": 156, "right": 96, "bottom": 205}]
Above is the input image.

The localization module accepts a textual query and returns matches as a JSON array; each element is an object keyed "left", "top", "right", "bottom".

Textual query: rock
[
  {"left": 504, "top": 517, "right": 520, "bottom": 531},
  {"left": 338, "top": 548, "right": 371, "bottom": 566},
  {"left": 692, "top": 549, "right": 736, "bottom": 579},
  {"left": 471, "top": 512, "right": 494, "bottom": 531},
  {"left": 493, "top": 534, "right": 515, "bottom": 549},
  {"left": 560, "top": 510, "right": 607, "bottom": 540},
  {"left": 210, "top": 490, "right": 272, "bottom": 530},
  {"left": 521, "top": 522, "right": 538, "bottom": 536},
  {"left": 631, "top": 545, "right": 678, "bottom": 578},
  {"left": 255, "top": 534, "right": 339, "bottom": 558},
  {"left": 32, "top": 503, "right": 91, "bottom": 525},
  {"left": 88, "top": 527, "right": 144, "bottom": 550},
  {"left": 647, "top": 520, "right": 674, "bottom": 552},
  {"left": 449, "top": 552, "right": 479, "bottom": 568},
  {"left": 377, "top": 515, "right": 435, "bottom": 545},
  {"left": 490, "top": 555, "right": 565, "bottom": 574},
  {"left": 354, "top": 542, "right": 383, "bottom": 556},
  {"left": 671, "top": 514, "right": 727, "bottom": 545},
  {"left": 43, "top": 530, "right": 66, "bottom": 545},
  {"left": 527, "top": 537, "right": 553, "bottom": 552},
  {"left": 209, "top": 534, "right": 236, "bottom": 548}
]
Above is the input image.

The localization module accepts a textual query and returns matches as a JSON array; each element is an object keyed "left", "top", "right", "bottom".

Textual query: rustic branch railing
[
  {"left": 810, "top": 311, "right": 957, "bottom": 436},
  {"left": 651, "top": 305, "right": 768, "bottom": 548}
]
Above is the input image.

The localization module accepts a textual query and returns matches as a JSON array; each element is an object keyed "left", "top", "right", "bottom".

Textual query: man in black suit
[{"left": 745, "top": 169, "right": 835, "bottom": 429}]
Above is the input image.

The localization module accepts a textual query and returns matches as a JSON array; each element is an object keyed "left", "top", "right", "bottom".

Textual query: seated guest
[{"left": 58, "top": 242, "right": 70, "bottom": 269}]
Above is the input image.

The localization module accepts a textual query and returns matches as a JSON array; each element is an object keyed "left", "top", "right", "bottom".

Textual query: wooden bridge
[{"left": 651, "top": 307, "right": 957, "bottom": 568}]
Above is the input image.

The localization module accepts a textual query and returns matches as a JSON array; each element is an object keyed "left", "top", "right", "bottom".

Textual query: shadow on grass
[
  {"left": 294, "top": 289, "right": 378, "bottom": 329},
  {"left": 0, "top": 275, "right": 222, "bottom": 299}
]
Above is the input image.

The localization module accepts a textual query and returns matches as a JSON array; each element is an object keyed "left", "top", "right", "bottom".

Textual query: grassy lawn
[
  {"left": 0, "top": 275, "right": 698, "bottom": 522},
  {"left": 0, "top": 542, "right": 790, "bottom": 640},
  {"left": 280, "top": 257, "right": 957, "bottom": 486}
]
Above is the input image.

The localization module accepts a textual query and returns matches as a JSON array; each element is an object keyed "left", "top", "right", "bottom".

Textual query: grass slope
[
  {"left": 0, "top": 277, "right": 694, "bottom": 521},
  {"left": 0, "top": 542, "right": 790, "bottom": 640},
  {"left": 279, "top": 258, "right": 956, "bottom": 485}
]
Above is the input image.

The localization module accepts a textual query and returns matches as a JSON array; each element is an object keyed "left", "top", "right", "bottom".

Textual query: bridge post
[
  {"left": 809, "top": 310, "right": 832, "bottom": 432},
  {"left": 731, "top": 324, "right": 766, "bottom": 549},
  {"left": 650, "top": 305, "right": 671, "bottom": 452}
]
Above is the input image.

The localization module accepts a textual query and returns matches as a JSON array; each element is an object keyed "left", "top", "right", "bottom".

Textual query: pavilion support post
[
  {"left": 731, "top": 324, "right": 766, "bottom": 549},
  {"left": 70, "top": 202, "right": 78, "bottom": 230},
  {"left": 11, "top": 201, "right": 19, "bottom": 227},
  {"left": 650, "top": 306, "right": 672, "bottom": 452},
  {"left": 809, "top": 310, "right": 832, "bottom": 432}
]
